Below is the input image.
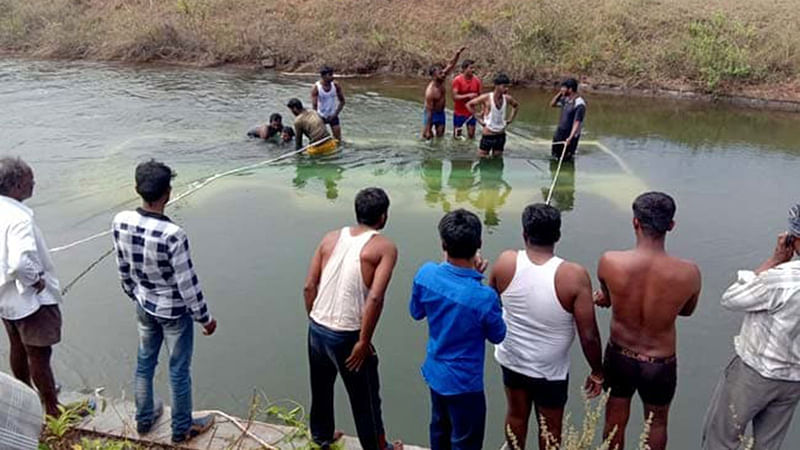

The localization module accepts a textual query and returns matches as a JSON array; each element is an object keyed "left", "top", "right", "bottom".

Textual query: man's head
[
  {"left": 287, "top": 98, "right": 304, "bottom": 116},
  {"left": 429, "top": 64, "right": 444, "bottom": 82},
  {"left": 320, "top": 65, "right": 334, "bottom": 83},
  {"left": 281, "top": 126, "right": 295, "bottom": 143},
  {"left": 355, "top": 187, "right": 390, "bottom": 230},
  {"left": 522, "top": 203, "right": 561, "bottom": 247},
  {"left": 561, "top": 78, "right": 579, "bottom": 96},
  {"left": 0, "top": 157, "right": 34, "bottom": 201},
  {"left": 269, "top": 113, "right": 283, "bottom": 129},
  {"left": 135, "top": 159, "right": 174, "bottom": 205},
  {"left": 494, "top": 73, "right": 510, "bottom": 94},
  {"left": 461, "top": 59, "right": 475, "bottom": 77},
  {"left": 788, "top": 204, "right": 800, "bottom": 255},
  {"left": 439, "top": 209, "right": 482, "bottom": 260},
  {"left": 632, "top": 192, "right": 676, "bottom": 238}
]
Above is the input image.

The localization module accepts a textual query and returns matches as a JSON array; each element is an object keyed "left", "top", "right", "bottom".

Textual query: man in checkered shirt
[{"left": 112, "top": 160, "right": 217, "bottom": 443}]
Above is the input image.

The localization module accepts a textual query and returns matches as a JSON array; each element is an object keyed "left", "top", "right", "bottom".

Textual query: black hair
[
  {"left": 282, "top": 126, "right": 295, "bottom": 137},
  {"left": 0, "top": 157, "right": 30, "bottom": 196},
  {"left": 135, "top": 159, "right": 175, "bottom": 203},
  {"left": 286, "top": 98, "right": 303, "bottom": 110},
  {"left": 522, "top": 203, "right": 561, "bottom": 246},
  {"left": 494, "top": 73, "right": 511, "bottom": 86},
  {"left": 461, "top": 59, "right": 475, "bottom": 70},
  {"left": 320, "top": 65, "right": 334, "bottom": 77},
  {"left": 633, "top": 192, "right": 676, "bottom": 237},
  {"left": 355, "top": 187, "right": 390, "bottom": 227},
  {"left": 561, "top": 78, "right": 579, "bottom": 92},
  {"left": 428, "top": 64, "right": 442, "bottom": 77},
  {"left": 439, "top": 209, "right": 482, "bottom": 259},
  {"left": 269, "top": 113, "right": 282, "bottom": 123}
]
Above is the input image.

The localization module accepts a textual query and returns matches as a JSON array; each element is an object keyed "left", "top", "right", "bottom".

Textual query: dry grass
[{"left": 0, "top": 0, "right": 798, "bottom": 93}]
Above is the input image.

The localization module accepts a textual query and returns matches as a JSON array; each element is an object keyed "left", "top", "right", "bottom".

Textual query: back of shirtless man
[
  {"left": 422, "top": 47, "right": 465, "bottom": 140},
  {"left": 594, "top": 192, "right": 701, "bottom": 450}
]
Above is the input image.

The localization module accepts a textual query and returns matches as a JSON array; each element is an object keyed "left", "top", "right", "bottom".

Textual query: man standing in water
[
  {"left": 452, "top": 60, "right": 482, "bottom": 140},
  {"left": 287, "top": 98, "right": 336, "bottom": 155},
  {"left": 0, "top": 157, "right": 63, "bottom": 419},
  {"left": 311, "top": 66, "right": 346, "bottom": 142},
  {"left": 303, "top": 188, "right": 401, "bottom": 450},
  {"left": 594, "top": 192, "right": 702, "bottom": 450},
  {"left": 466, "top": 73, "right": 519, "bottom": 157},
  {"left": 549, "top": 78, "right": 585, "bottom": 161},
  {"left": 490, "top": 203, "right": 604, "bottom": 450},
  {"left": 422, "top": 47, "right": 466, "bottom": 140},
  {"left": 112, "top": 160, "right": 217, "bottom": 443},
  {"left": 703, "top": 205, "right": 800, "bottom": 450}
]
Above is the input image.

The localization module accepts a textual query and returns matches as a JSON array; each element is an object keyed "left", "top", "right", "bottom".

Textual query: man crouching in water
[
  {"left": 247, "top": 113, "right": 284, "bottom": 141},
  {"left": 594, "top": 192, "right": 702, "bottom": 450},
  {"left": 303, "top": 187, "right": 402, "bottom": 450},
  {"left": 422, "top": 47, "right": 466, "bottom": 140}
]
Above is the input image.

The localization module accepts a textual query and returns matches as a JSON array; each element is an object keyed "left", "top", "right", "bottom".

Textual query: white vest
[
  {"left": 494, "top": 251, "right": 575, "bottom": 380},
  {"left": 310, "top": 227, "right": 377, "bottom": 331},
  {"left": 315, "top": 81, "right": 338, "bottom": 119},
  {"left": 485, "top": 93, "right": 507, "bottom": 133}
]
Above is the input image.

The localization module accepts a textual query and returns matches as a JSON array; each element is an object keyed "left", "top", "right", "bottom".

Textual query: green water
[{"left": 2, "top": 59, "right": 800, "bottom": 448}]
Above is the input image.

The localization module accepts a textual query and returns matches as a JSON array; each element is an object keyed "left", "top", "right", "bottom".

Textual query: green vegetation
[{"left": 0, "top": 0, "right": 798, "bottom": 95}]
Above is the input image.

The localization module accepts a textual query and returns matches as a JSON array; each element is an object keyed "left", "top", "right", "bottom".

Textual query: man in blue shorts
[
  {"left": 422, "top": 47, "right": 466, "bottom": 140},
  {"left": 452, "top": 60, "right": 482, "bottom": 139}
]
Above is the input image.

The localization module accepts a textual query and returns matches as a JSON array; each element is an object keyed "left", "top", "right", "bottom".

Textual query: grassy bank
[{"left": 1, "top": 0, "right": 799, "bottom": 98}]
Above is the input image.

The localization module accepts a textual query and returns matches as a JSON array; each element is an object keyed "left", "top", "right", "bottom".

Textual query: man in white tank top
[
  {"left": 489, "top": 203, "right": 604, "bottom": 450},
  {"left": 311, "top": 66, "right": 346, "bottom": 141},
  {"left": 303, "top": 187, "right": 401, "bottom": 450},
  {"left": 466, "top": 73, "right": 519, "bottom": 158}
]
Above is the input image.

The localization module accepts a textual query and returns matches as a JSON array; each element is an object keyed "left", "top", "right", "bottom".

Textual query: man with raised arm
[
  {"left": 422, "top": 47, "right": 466, "bottom": 140},
  {"left": 490, "top": 203, "right": 604, "bottom": 450},
  {"left": 466, "top": 73, "right": 519, "bottom": 157},
  {"left": 594, "top": 192, "right": 702, "bottom": 450},
  {"left": 311, "top": 66, "right": 346, "bottom": 142},
  {"left": 303, "top": 187, "right": 401, "bottom": 450},
  {"left": 112, "top": 160, "right": 217, "bottom": 444}
]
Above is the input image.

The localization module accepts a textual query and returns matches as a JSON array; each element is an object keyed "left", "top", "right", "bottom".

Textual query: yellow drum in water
[{"left": 306, "top": 138, "right": 338, "bottom": 156}]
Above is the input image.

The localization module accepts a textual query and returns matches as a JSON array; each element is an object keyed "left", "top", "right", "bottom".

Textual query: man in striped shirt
[
  {"left": 112, "top": 160, "right": 217, "bottom": 443},
  {"left": 703, "top": 205, "right": 800, "bottom": 450}
]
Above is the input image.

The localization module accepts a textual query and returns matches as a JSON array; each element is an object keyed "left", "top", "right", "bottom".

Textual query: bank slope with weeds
[{"left": 1, "top": 0, "right": 799, "bottom": 100}]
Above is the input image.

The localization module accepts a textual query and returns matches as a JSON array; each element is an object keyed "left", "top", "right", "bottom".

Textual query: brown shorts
[{"left": 3, "top": 305, "right": 62, "bottom": 347}]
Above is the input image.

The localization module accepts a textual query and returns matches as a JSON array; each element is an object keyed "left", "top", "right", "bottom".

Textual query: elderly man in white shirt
[
  {"left": 703, "top": 205, "right": 800, "bottom": 450},
  {"left": 0, "top": 157, "right": 62, "bottom": 417}
]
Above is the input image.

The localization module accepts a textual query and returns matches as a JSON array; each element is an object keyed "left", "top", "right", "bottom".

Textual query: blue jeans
[
  {"left": 308, "top": 320, "right": 387, "bottom": 450},
  {"left": 429, "top": 389, "right": 486, "bottom": 450},
  {"left": 134, "top": 304, "right": 194, "bottom": 439}
]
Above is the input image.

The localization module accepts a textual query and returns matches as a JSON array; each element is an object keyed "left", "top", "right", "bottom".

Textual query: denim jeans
[
  {"left": 134, "top": 304, "right": 194, "bottom": 439},
  {"left": 429, "top": 389, "right": 486, "bottom": 450},
  {"left": 308, "top": 320, "right": 387, "bottom": 450}
]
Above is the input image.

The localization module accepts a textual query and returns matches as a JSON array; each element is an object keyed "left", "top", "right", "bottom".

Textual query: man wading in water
[
  {"left": 422, "top": 47, "right": 466, "bottom": 140},
  {"left": 303, "top": 187, "right": 402, "bottom": 450},
  {"left": 594, "top": 192, "right": 702, "bottom": 450},
  {"left": 549, "top": 78, "right": 585, "bottom": 161},
  {"left": 311, "top": 66, "right": 346, "bottom": 142},
  {"left": 452, "top": 60, "right": 482, "bottom": 140},
  {"left": 466, "top": 73, "right": 519, "bottom": 158},
  {"left": 287, "top": 98, "right": 336, "bottom": 156}
]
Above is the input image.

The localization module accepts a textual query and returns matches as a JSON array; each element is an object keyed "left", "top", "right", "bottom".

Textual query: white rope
[
  {"left": 196, "top": 409, "right": 278, "bottom": 450},
  {"left": 50, "top": 136, "right": 332, "bottom": 253},
  {"left": 545, "top": 140, "right": 569, "bottom": 205}
]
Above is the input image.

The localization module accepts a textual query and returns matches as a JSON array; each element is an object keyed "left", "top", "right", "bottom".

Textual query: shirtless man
[
  {"left": 466, "top": 73, "right": 519, "bottom": 157},
  {"left": 422, "top": 47, "right": 466, "bottom": 140},
  {"left": 311, "top": 66, "right": 346, "bottom": 141},
  {"left": 594, "top": 192, "right": 702, "bottom": 450},
  {"left": 303, "top": 187, "right": 401, "bottom": 450}
]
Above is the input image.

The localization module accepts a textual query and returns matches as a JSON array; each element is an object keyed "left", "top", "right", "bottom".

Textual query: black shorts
[
  {"left": 479, "top": 133, "right": 506, "bottom": 152},
  {"left": 501, "top": 366, "right": 569, "bottom": 408},
  {"left": 603, "top": 341, "right": 677, "bottom": 406},
  {"left": 3, "top": 305, "right": 62, "bottom": 347},
  {"left": 552, "top": 136, "right": 580, "bottom": 160}
]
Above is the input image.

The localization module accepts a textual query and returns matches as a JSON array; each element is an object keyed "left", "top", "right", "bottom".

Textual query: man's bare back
[{"left": 598, "top": 248, "right": 701, "bottom": 357}]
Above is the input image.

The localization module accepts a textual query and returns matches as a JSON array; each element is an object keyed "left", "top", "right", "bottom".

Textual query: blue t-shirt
[{"left": 409, "top": 261, "right": 506, "bottom": 395}]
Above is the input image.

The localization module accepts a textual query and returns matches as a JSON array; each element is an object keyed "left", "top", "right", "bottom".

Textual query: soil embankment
[{"left": 1, "top": 0, "right": 799, "bottom": 108}]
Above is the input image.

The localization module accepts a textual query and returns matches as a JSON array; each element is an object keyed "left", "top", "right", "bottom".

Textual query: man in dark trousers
[{"left": 550, "top": 78, "right": 586, "bottom": 161}]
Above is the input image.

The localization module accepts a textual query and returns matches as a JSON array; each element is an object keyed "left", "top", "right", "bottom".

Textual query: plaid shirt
[
  {"left": 111, "top": 208, "right": 211, "bottom": 324},
  {"left": 722, "top": 260, "right": 800, "bottom": 381}
]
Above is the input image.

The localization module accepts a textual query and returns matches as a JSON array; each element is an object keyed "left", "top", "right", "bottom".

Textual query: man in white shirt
[
  {"left": 0, "top": 157, "right": 62, "bottom": 417},
  {"left": 703, "top": 205, "right": 800, "bottom": 450}
]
